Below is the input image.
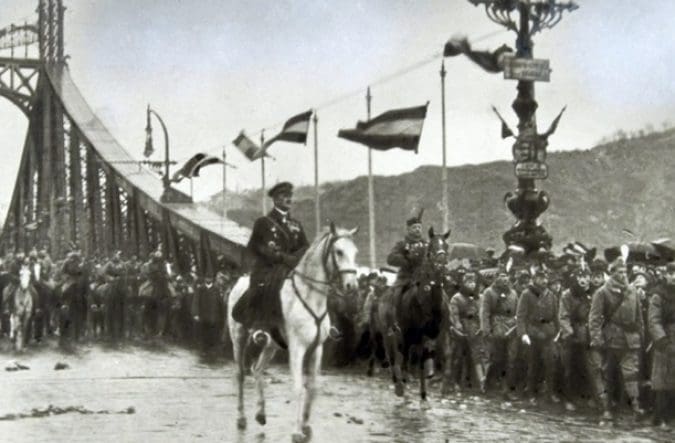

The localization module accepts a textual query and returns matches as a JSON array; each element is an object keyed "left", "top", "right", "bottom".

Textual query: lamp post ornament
[{"left": 463, "top": 0, "right": 578, "bottom": 254}]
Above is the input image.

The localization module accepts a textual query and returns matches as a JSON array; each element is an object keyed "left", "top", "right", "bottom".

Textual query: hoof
[
  {"left": 291, "top": 432, "right": 307, "bottom": 443},
  {"left": 237, "top": 416, "right": 247, "bottom": 430},
  {"left": 395, "top": 383, "right": 405, "bottom": 397},
  {"left": 302, "top": 425, "right": 312, "bottom": 438},
  {"left": 255, "top": 412, "right": 266, "bottom": 426}
]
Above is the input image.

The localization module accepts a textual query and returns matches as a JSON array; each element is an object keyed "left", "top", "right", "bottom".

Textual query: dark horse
[{"left": 372, "top": 227, "right": 451, "bottom": 400}]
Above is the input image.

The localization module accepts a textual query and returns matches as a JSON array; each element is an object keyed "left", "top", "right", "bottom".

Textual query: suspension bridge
[{"left": 0, "top": 0, "right": 251, "bottom": 275}]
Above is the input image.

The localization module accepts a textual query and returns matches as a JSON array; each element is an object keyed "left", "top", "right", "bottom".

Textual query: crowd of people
[
  {"left": 2, "top": 178, "right": 674, "bottom": 430},
  {"left": 0, "top": 248, "right": 236, "bottom": 355}
]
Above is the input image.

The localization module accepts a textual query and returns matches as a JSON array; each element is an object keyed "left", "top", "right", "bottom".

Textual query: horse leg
[
  {"left": 301, "top": 343, "right": 323, "bottom": 439},
  {"left": 288, "top": 339, "right": 308, "bottom": 443},
  {"left": 253, "top": 339, "right": 277, "bottom": 426},
  {"left": 385, "top": 328, "right": 405, "bottom": 397},
  {"left": 232, "top": 326, "right": 248, "bottom": 430}
]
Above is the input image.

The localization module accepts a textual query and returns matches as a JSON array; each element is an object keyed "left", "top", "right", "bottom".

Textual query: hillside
[{"left": 209, "top": 129, "right": 675, "bottom": 267}]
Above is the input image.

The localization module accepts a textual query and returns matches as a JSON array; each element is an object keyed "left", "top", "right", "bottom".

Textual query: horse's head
[
  {"left": 323, "top": 221, "right": 360, "bottom": 293},
  {"left": 19, "top": 264, "right": 31, "bottom": 290},
  {"left": 426, "top": 227, "right": 450, "bottom": 269}
]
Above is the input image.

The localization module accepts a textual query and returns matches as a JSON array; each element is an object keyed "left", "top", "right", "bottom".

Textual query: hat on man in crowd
[
  {"left": 268, "top": 181, "right": 293, "bottom": 198},
  {"left": 406, "top": 208, "right": 424, "bottom": 227}
]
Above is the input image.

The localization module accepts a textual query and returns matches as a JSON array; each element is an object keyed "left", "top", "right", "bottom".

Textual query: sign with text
[
  {"left": 515, "top": 161, "right": 548, "bottom": 180},
  {"left": 503, "top": 56, "right": 551, "bottom": 82}
]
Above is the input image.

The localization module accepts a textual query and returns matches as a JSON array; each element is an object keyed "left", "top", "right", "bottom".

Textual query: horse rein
[
  {"left": 289, "top": 232, "right": 357, "bottom": 326},
  {"left": 291, "top": 232, "right": 357, "bottom": 297}
]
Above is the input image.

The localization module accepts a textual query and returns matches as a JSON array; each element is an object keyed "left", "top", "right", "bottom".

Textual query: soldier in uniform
[
  {"left": 648, "top": 262, "right": 675, "bottom": 428},
  {"left": 103, "top": 251, "right": 126, "bottom": 341},
  {"left": 480, "top": 264, "right": 519, "bottom": 399},
  {"left": 443, "top": 270, "right": 487, "bottom": 393},
  {"left": 589, "top": 257, "right": 645, "bottom": 420},
  {"left": 386, "top": 209, "right": 428, "bottom": 312},
  {"left": 231, "top": 181, "right": 309, "bottom": 347},
  {"left": 517, "top": 268, "right": 560, "bottom": 404},
  {"left": 558, "top": 267, "right": 595, "bottom": 411},
  {"left": 58, "top": 250, "right": 83, "bottom": 344}
]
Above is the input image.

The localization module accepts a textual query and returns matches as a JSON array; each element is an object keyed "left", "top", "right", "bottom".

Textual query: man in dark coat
[
  {"left": 231, "top": 182, "right": 309, "bottom": 346},
  {"left": 589, "top": 257, "right": 645, "bottom": 419},
  {"left": 480, "top": 265, "right": 519, "bottom": 399},
  {"left": 648, "top": 262, "right": 675, "bottom": 428},
  {"left": 558, "top": 267, "right": 594, "bottom": 411},
  {"left": 516, "top": 268, "right": 559, "bottom": 404},
  {"left": 386, "top": 210, "right": 427, "bottom": 312}
]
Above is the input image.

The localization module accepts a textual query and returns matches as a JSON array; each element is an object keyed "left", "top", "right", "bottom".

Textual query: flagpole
[
  {"left": 440, "top": 61, "right": 449, "bottom": 233},
  {"left": 190, "top": 177, "right": 194, "bottom": 200},
  {"left": 226, "top": 146, "right": 227, "bottom": 219},
  {"left": 366, "top": 87, "right": 376, "bottom": 269},
  {"left": 261, "top": 131, "right": 267, "bottom": 214},
  {"left": 313, "top": 112, "right": 320, "bottom": 236}
]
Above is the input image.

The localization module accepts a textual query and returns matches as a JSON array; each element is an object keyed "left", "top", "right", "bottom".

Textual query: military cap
[
  {"left": 590, "top": 258, "right": 608, "bottom": 274},
  {"left": 268, "top": 181, "right": 293, "bottom": 198},
  {"left": 406, "top": 208, "right": 424, "bottom": 227}
]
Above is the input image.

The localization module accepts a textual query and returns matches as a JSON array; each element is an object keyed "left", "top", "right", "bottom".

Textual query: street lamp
[
  {"left": 145, "top": 104, "right": 176, "bottom": 203},
  {"left": 465, "top": 0, "right": 578, "bottom": 254}
]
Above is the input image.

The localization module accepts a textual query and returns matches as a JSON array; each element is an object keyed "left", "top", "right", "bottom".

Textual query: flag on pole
[
  {"left": 263, "top": 109, "right": 313, "bottom": 149},
  {"left": 443, "top": 35, "right": 513, "bottom": 74},
  {"left": 338, "top": 103, "right": 429, "bottom": 153},
  {"left": 171, "top": 153, "right": 224, "bottom": 183},
  {"left": 491, "top": 106, "right": 515, "bottom": 139},
  {"left": 233, "top": 131, "right": 266, "bottom": 161}
]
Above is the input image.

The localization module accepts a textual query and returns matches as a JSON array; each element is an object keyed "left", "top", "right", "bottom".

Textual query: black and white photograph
[{"left": 1, "top": 1, "right": 674, "bottom": 442}]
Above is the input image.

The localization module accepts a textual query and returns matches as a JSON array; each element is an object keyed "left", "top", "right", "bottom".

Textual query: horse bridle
[{"left": 291, "top": 232, "right": 358, "bottom": 298}]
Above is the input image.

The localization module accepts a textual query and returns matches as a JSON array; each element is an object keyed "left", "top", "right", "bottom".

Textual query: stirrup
[{"left": 251, "top": 329, "right": 269, "bottom": 345}]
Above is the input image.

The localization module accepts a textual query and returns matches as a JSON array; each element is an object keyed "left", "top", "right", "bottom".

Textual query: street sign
[
  {"left": 515, "top": 161, "right": 548, "bottom": 180},
  {"left": 503, "top": 56, "right": 551, "bottom": 82},
  {"left": 512, "top": 138, "right": 533, "bottom": 162}
]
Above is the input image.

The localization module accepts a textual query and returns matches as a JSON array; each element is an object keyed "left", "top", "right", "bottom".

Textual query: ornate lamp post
[
  {"left": 467, "top": 0, "right": 578, "bottom": 254},
  {"left": 145, "top": 105, "right": 178, "bottom": 203}
]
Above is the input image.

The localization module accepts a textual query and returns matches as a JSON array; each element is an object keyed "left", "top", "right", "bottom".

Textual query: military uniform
[
  {"left": 103, "top": 255, "right": 126, "bottom": 341},
  {"left": 516, "top": 281, "right": 559, "bottom": 397},
  {"left": 648, "top": 278, "right": 675, "bottom": 425},
  {"left": 480, "top": 281, "right": 519, "bottom": 395},
  {"left": 232, "top": 187, "right": 309, "bottom": 329},
  {"left": 386, "top": 212, "right": 428, "bottom": 315},
  {"left": 588, "top": 273, "right": 644, "bottom": 416},
  {"left": 444, "top": 281, "right": 487, "bottom": 391},
  {"left": 558, "top": 279, "right": 595, "bottom": 404}
]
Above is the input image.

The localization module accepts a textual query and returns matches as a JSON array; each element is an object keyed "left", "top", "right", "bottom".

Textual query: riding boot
[
  {"left": 625, "top": 381, "right": 646, "bottom": 417},
  {"left": 474, "top": 363, "right": 486, "bottom": 393},
  {"left": 599, "top": 393, "right": 613, "bottom": 421},
  {"left": 653, "top": 391, "right": 667, "bottom": 426}
]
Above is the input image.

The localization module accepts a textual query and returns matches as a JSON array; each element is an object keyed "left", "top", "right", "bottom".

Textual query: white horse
[
  {"left": 4, "top": 264, "right": 35, "bottom": 352},
  {"left": 227, "top": 222, "right": 359, "bottom": 443}
]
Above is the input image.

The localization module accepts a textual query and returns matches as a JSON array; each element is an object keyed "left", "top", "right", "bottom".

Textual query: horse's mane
[{"left": 297, "top": 227, "right": 353, "bottom": 270}]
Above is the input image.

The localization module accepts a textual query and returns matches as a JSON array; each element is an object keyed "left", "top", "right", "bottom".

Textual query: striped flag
[
  {"left": 338, "top": 103, "right": 429, "bottom": 153},
  {"left": 233, "top": 131, "right": 266, "bottom": 161},
  {"left": 263, "top": 110, "right": 313, "bottom": 149},
  {"left": 171, "top": 153, "right": 224, "bottom": 183}
]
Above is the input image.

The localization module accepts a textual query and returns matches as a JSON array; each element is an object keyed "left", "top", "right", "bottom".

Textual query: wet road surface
[{"left": 0, "top": 341, "right": 671, "bottom": 442}]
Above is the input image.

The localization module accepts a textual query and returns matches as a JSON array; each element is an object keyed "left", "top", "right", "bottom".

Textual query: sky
[{"left": 0, "top": 0, "right": 673, "bottom": 219}]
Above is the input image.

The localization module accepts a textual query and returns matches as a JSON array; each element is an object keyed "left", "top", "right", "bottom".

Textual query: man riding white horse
[{"left": 231, "top": 181, "right": 309, "bottom": 348}]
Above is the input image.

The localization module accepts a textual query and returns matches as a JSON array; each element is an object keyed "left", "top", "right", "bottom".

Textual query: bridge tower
[{"left": 0, "top": 1, "right": 246, "bottom": 276}]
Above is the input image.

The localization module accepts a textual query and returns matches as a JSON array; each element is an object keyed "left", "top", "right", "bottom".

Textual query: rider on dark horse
[
  {"left": 231, "top": 182, "right": 309, "bottom": 348},
  {"left": 386, "top": 209, "right": 428, "bottom": 315}
]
